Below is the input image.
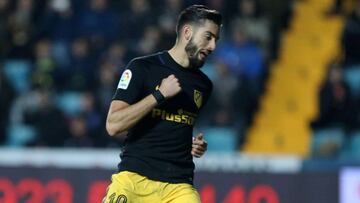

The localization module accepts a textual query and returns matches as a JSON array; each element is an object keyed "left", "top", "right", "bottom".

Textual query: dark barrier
[
  {"left": 0, "top": 167, "right": 113, "bottom": 203},
  {"left": 0, "top": 167, "right": 338, "bottom": 203},
  {"left": 195, "top": 172, "right": 338, "bottom": 203}
]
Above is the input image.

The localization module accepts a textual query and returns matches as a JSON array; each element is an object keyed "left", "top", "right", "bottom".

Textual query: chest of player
[{"left": 143, "top": 66, "right": 208, "bottom": 117}]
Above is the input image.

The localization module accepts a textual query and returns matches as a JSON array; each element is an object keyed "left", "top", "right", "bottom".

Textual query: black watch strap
[{"left": 152, "top": 90, "right": 166, "bottom": 105}]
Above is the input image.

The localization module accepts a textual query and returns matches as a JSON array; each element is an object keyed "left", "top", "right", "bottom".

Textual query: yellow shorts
[{"left": 102, "top": 171, "right": 201, "bottom": 203}]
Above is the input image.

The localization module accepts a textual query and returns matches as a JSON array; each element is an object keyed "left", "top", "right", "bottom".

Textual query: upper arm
[
  {"left": 106, "top": 100, "right": 130, "bottom": 136},
  {"left": 106, "top": 59, "right": 147, "bottom": 135},
  {"left": 108, "top": 100, "right": 130, "bottom": 115},
  {"left": 106, "top": 100, "right": 129, "bottom": 126},
  {"left": 112, "top": 59, "right": 147, "bottom": 104}
]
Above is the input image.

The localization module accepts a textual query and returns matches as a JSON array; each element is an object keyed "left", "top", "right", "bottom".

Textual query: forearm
[
  {"left": 106, "top": 94, "right": 158, "bottom": 136},
  {"left": 107, "top": 74, "right": 181, "bottom": 137}
]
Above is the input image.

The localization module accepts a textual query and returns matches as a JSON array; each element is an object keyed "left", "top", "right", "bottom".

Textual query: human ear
[{"left": 183, "top": 25, "right": 193, "bottom": 41}]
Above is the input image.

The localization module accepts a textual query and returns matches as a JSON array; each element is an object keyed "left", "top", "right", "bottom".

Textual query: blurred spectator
[
  {"left": 101, "top": 42, "right": 128, "bottom": 69},
  {"left": 210, "top": 60, "right": 239, "bottom": 127},
  {"left": 79, "top": 91, "right": 103, "bottom": 146},
  {"left": 24, "top": 89, "right": 69, "bottom": 147},
  {"left": 206, "top": 0, "right": 225, "bottom": 12},
  {"left": 81, "top": 92, "right": 101, "bottom": 130},
  {"left": 0, "top": 0, "right": 10, "bottom": 59},
  {"left": 37, "top": 0, "right": 75, "bottom": 69},
  {"left": 95, "top": 61, "right": 122, "bottom": 147},
  {"left": 215, "top": 25, "right": 264, "bottom": 98},
  {"left": 157, "top": 0, "right": 183, "bottom": 50},
  {"left": 231, "top": 0, "right": 270, "bottom": 58},
  {"left": 214, "top": 25, "right": 265, "bottom": 134},
  {"left": 95, "top": 42, "right": 127, "bottom": 117},
  {"left": 31, "top": 39, "right": 59, "bottom": 90},
  {"left": 6, "top": 0, "right": 36, "bottom": 59},
  {"left": 65, "top": 37, "right": 95, "bottom": 91},
  {"left": 76, "top": 0, "right": 120, "bottom": 50},
  {"left": 96, "top": 61, "right": 118, "bottom": 115},
  {"left": 342, "top": 1, "right": 360, "bottom": 66},
  {"left": 135, "top": 25, "right": 162, "bottom": 56},
  {"left": 216, "top": 26, "right": 264, "bottom": 79},
  {"left": 312, "top": 63, "right": 357, "bottom": 131},
  {"left": 64, "top": 115, "right": 94, "bottom": 148},
  {"left": 0, "top": 0, "right": 286, "bottom": 149},
  {"left": 37, "top": 0, "right": 74, "bottom": 41},
  {"left": 259, "top": 0, "right": 294, "bottom": 60},
  {"left": 158, "top": 0, "right": 182, "bottom": 30},
  {"left": 120, "top": 0, "right": 154, "bottom": 45},
  {"left": 326, "top": 0, "right": 345, "bottom": 15},
  {"left": 0, "top": 68, "right": 16, "bottom": 144}
]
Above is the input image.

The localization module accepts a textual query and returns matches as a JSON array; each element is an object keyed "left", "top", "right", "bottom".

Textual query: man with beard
[{"left": 103, "top": 5, "right": 222, "bottom": 203}]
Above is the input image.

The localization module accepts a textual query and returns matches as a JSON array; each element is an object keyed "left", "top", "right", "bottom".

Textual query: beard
[{"left": 185, "top": 38, "right": 205, "bottom": 69}]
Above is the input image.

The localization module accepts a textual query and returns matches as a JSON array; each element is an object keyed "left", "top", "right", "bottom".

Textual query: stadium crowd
[
  {"left": 1, "top": 0, "right": 359, "bottom": 157},
  {"left": 310, "top": 0, "right": 360, "bottom": 158}
]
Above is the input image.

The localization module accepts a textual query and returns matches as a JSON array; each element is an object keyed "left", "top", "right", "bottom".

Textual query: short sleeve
[{"left": 112, "top": 59, "right": 147, "bottom": 104}]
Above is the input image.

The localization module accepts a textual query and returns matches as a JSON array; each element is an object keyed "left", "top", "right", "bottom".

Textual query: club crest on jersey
[
  {"left": 194, "top": 89, "right": 202, "bottom": 109},
  {"left": 118, "top": 69, "right": 132, "bottom": 89}
]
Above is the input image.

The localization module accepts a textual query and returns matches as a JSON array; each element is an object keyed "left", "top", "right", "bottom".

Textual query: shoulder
[
  {"left": 121, "top": 52, "right": 164, "bottom": 79},
  {"left": 124, "top": 53, "right": 158, "bottom": 73},
  {"left": 130, "top": 52, "right": 163, "bottom": 67},
  {"left": 197, "top": 70, "right": 213, "bottom": 90}
]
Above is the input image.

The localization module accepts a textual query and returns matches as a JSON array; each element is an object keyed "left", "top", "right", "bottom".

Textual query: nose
[{"left": 208, "top": 38, "right": 216, "bottom": 51}]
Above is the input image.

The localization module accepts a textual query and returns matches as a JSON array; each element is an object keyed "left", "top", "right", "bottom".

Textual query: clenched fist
[
  {"left": 159, "top": 74, "right": 182, "bottom": 98},
  {"left": 192, "top": 133, "right": 207, "bottom": 158}
]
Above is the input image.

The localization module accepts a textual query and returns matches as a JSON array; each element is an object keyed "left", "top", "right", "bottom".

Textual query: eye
[{"left": 205, "top": 35, "right": 212, "bottom": 41}]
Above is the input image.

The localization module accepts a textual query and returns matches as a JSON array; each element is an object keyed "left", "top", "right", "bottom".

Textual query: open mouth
[{"left": 199, "top": 51, "right": 208, "bottom": 59}]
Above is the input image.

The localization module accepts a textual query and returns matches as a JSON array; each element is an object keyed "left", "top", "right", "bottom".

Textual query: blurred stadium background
[{"left": 1, "top": 0, "right": 360, "bottom": 202}]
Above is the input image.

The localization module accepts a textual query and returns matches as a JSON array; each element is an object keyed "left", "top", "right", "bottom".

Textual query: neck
[{"left": 168, "top": 43, "right": 190, "bottom": 68}]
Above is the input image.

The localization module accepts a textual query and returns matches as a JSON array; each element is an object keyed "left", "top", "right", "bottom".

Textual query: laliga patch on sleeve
[{"left": 117, "top": 69, "right": 132, "bottom": 89}]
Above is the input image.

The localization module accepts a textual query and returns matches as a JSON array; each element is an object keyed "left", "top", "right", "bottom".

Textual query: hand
[
  {"left": 159, "top": 74, "right": 181, "bottom": 98},
  {"left": 192, "top": 133, "right": 207, "bottom": 158}
]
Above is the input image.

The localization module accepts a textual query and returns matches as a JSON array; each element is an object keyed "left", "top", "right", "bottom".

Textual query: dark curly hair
[{"left": 176, "top": 5, "right": 222, "bottom": 37}]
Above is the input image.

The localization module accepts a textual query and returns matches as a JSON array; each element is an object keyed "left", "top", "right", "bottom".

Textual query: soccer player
[{"left": 103, "top": 5, "right": 222, "bottom": 203}]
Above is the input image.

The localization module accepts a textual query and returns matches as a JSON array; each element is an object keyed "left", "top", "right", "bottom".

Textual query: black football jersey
[{"left": 113, "top": 51, "right": 213, "bottom": 184}]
